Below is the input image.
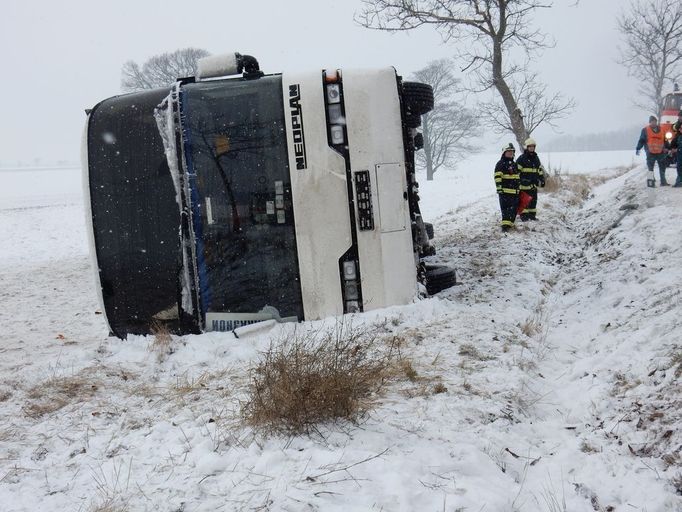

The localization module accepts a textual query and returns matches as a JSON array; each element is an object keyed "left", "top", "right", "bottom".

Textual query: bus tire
[
  {"left": 405, "top": 114, "right": 421, "bottom": 128},
  {"left": 425, "top": 265, "right": 456, "bottom": 295},
  {"left": 403, "top": 82, "right": 434, "bottom": 116}
]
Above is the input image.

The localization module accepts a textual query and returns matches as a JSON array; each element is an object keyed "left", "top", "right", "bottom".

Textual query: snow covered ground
[{"left": 0, "top": 151, "right": 680, "bottom": 511}]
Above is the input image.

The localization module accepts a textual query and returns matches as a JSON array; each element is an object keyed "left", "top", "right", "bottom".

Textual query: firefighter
[
  {"left": 516, "top": 138, "right": 545, "bottom": 221},
  {"left": 494, "top": 142, "right": 520, "bottom": 232},
  {"left": 672, "top": 109, "right": 682, "bottom": 187},
  {"left": 636, "top": 115, "right": 669, "bottom": 186}
]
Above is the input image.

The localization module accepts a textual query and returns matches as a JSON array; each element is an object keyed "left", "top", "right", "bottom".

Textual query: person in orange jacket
[{"left": 636, "top": 115, "right": 670, "bottom": 186}]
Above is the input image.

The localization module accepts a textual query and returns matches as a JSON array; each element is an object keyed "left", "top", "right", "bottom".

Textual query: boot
[{"left": 660, "top": 173, "right": 669, "bottom": 186}]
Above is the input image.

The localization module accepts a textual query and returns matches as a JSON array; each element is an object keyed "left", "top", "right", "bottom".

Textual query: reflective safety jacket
[
  {"left": 637, "top": 125, "right": 666, "bottom": 154},
  {"left": 494, "top": 155, "right": 519, "bottom": 195},
  {"left": 516, "top": 150, "right": 545, "bottom": 191},
  {"left": 646, "top": 126, "right": 666, "bottom": 154}
]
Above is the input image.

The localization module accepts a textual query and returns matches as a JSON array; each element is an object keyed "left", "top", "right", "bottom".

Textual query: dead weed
[
  {"left": 458, "top": 343, "right": 495, "bottom": 361},
  {"left": 242, "top": 322, "right": 398, "bottom": 435},
  {"left": 23, "top": 370, "right": 101, "bottom": 419},
  {"left": 148, "top": 321, "right": 174, "bottom": 362}
]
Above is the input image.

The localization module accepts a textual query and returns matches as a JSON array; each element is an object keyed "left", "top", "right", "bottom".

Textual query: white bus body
[{"left": 84, "top": 53, "right": 451, "bottom": 337}]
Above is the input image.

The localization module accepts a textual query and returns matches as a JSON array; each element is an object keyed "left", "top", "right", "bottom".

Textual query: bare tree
[
  {"left": 121, "top": 48, "right": 210, "bottom": 92},
  {"left": 617, "top": 0, "right": 682, "bottom": 116},
  {"left": 478, "top": 70, "right": 573, "bottom": 136},
  {"left": 412, "top": 59, "right": 478, "bottom": 180},
  {"left": 357, "top": 0, "right": 574, "bottom": 148}
]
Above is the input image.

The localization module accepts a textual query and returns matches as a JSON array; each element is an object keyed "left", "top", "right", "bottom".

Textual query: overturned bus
[{"left": 83, "top": 52, "right": 455, "bottom": 338}]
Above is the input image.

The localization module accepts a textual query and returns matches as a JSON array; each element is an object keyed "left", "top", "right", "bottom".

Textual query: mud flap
[{"left": 425, "top": 264, "right": 457, "bottom": 295}]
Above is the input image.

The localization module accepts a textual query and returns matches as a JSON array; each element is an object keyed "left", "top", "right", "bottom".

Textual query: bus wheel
[
  {"left": 425, "top": 264, "right": 456, "bottom": 295},
  {"left": 403, "top": 82, "right": 434, "bottom": 117},
  {"left": 405, "top": 114, "right": 421, "bottom": 128}
]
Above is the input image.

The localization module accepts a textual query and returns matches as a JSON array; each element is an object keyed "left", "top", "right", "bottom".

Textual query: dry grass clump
[
  {"left": 545, "top": 171, "right": 592, "bottom": 204},
  {"left": 432, "top": 382, "right": 448, "bottom": 394},
  {"left": 148, "top": 321, "right": 174, "bottom": 362},
  {"left": 542, "top": 168, "right": 591, "bottom": 204},
  {"left": 544, "top": 162, "right": 635, "bottom": 203},
  {"left": 398, "top": 359, "right": 419, "bottom": 382},
  {"left": 168, "top": 369, "right": 233, "bottom": 406},
  {"left": 564, "top": 175, "right": 592, "bottom": 203},
  {"left": 0, "top": 427, "right": 19, "bottom": 442},
  {"left": 580, "top": 440, "right": 600, "bottom": 453},
  {"left": 542, "top": 172, "right": 563, "bottom": 193},
  {"left": 89, "top": 501, "right": 129, "bottom": 512},
  {"left": 669, "top": 348, "right": 682, "bottom": 378},
  {"left": 458, "top": 343, "right": 494, "bottom": 361},
  {"left": 23, "top": 371, "right": 100, "bottom": 419},
  {"left": 520, "top": 317, "right": 541, "bottom": 337},
  {"left": 242, "top": 322, "right": 395, "bottom": 435}
]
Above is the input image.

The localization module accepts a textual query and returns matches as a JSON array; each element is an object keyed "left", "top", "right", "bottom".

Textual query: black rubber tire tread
[
  {"left": 424, "top": 222, "right": 434, "bottom": 240},
  {"left": 405, "top": 114, "right": 421, "bottom": 128},
  {"left": 403, "top": 82, "right": 434, "bottom": 116},
  {"left": 425, "top": 265, "right": 456, "bottom": 295}
]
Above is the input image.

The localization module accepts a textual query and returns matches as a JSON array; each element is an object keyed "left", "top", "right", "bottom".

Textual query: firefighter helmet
[
  {"left": 502, "top": 142, "right": 515, "bottom": 153},
  {"left": 524, "top": 137, "right": 537, "bottom": 148}
]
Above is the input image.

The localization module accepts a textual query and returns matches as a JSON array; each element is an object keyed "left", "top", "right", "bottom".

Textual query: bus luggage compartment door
[{"left": 375, "top": 163, "right": 407, "bottom": 233}]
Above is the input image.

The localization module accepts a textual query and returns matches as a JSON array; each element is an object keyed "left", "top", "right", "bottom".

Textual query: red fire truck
[{"left": 660, "top": 83, "right": 681, "bottom": 144}]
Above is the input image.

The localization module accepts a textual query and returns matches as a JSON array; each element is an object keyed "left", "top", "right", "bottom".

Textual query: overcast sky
[{"left": 1, "top": 0, "right": 645, "bottom": 165}]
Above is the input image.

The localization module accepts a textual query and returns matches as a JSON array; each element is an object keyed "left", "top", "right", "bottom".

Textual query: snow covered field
[{"left": 0, "top": 150, "right": 680, "bottom": 511}]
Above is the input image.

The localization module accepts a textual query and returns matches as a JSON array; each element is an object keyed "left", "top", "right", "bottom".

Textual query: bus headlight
[
  {"left": 328, "top": 103, "right": 345, "bottom": 124},
  {"left": 326, "top": 84, "right": 341, "bottom": 104},
  {"left": 324, "top": 70, "right": 347, "bottom": 149},
  {"left": 345, "top": 301, "right": 359, "bottom": 313},
  {"left": 342, "top": 260, "right": 360, "bottom": 308},
  {"left": 330, "top": 124, "right": 345, "bottom": 144},
  {"left": 344, "top": 281, "right": 359, "bottom": 301},
  {"left": 666, "top": 131, "right": 673, "bottom": 141},
  {"left": 342, "top": 260, "right": 357, "bottom": 280}
]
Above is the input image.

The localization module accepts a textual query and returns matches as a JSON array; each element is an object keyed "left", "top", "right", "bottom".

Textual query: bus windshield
[{"left": 180, "top": 76, "right": 304, "bottom": 321}]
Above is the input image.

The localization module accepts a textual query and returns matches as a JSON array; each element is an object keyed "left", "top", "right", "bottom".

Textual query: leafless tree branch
[
  {"left": 357, "top": 0, "right": 573, "bottom": 148},
  {"left": 412, "top": 59, "right": 479, "bottom": 179},
  {"left": 121, "top": 47, "right": 210, "bottom": 92}
]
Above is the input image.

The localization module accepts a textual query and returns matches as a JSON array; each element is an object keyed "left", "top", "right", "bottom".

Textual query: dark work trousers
[
  {"left": 676, "top": 149, "right": 682, "bottom": 186},
  {"left": 646, "top": 152, "right": 668, "bottom": 183},
  {"left": 499, "top": 193, "right": 519, "bottom": 228},
  {"left": 520, "top": 189, "right": 538, "bottom": 220}
]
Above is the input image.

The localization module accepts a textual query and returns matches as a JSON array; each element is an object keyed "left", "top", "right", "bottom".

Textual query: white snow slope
[{"left": 0, "top": 151, "right": 680, "bottom": 511}]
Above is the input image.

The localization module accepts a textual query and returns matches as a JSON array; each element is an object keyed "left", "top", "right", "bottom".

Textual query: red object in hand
[{"left": 517, "top": 191, "right": 532, "bottom": 215}]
